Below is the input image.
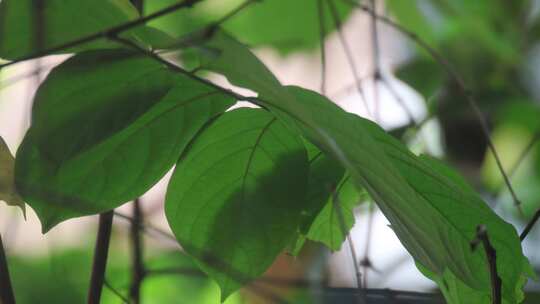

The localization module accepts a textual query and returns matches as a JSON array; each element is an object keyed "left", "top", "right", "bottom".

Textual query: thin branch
[
  {"left": 493, "top": 132, "right": 540, "bottom": 203},
  {"left": 341, "top": 0, "right": 524, "bottom": 215},
  {"left": 369, "top": 0, "right": 381, "bottom": 121},
  {"left": 212, "top": 0, "right": 260, "bottom": 29},
  {"left": 330, "top": 187, "right": 366, "bottom": 304},
  {"left": 378, "top": 77, "right": 433, "bottom": 153},
  {"left": 129, "top": 200, "right": 145, "bottom": 304},
  {"left": 520, "top": 208, "right": 540, "bottom": 241},
  {"left": 0, "top": 0, "right": 203, "bottom": 70},
  {"left": 87, "top": 211, "right": 114, "bottom": 304},
  {"left": 380, "top": 77, "right": 417, "bottom": 126},
  {"left": 471, "top": 225, "right": 501, "bottom": 304},
  {"left": 360, "top": 202, "right": 376, "bottom": 289},
  {"left": 0, "top": 233, "right": 16, "bottom": 304},
  {"left": 327, "top": 0, "right": 371, "bottom": 116},
  {"left": 113, "top": 211, "right": 179, "bottom": 244},
  {"left": 104, "top": 278, "right": 130, "bottom": 304},
  {"left": 0, "top": 62, "right": 57, "bottom": 91},
  {"left": 317, "top": 0, "right": 328, "bottom": 95}
]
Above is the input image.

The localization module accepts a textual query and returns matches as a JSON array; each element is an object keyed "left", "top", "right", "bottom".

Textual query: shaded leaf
[
  {"left": 15, "top": 50, "right": 234, "bottom": 231},
  {"left": 165, "top": 108, "right": 308, "bottom": 300},
  {"left": 0, "top": 0, "right": 172, "bottom": 60},
  {"left": 0, "top": 136, "right": 25, "bottom": 215},
  {"left": 306, "top": 175, "right": 366, "bottom": 251},
  {"left": 299, "top": 143, "right": 345, "bottom": 234},
  {"left": 192, "top": 31, "right": 533, "bottom": 303}
]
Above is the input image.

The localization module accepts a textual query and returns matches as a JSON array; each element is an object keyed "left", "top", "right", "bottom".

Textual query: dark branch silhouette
[
  {"left": 87, "top": 211, "right": 114, "bottom": 304},
  {"left": 471, "top": 225, "right": 502, "bottom": 304}
]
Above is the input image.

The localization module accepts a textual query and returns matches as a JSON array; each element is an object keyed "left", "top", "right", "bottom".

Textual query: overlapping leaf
[
  {"left": 190, "top": 31, "right": 534, "bottom": 303},
  {"left": 165, "top": 108, "right": 309, "bottom": 300},
  {"left": 0, "top": 136, "right": 25, "bottom": 215},
  {"left": 15, "top": 50, "right": 234, "bottom": 231},
  {"left": 306, "top": 175, "right": 366, "bottom": 251}
]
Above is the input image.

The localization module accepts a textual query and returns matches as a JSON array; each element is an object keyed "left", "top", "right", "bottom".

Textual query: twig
[
  {"left": 212, "top": 0, "right": 259, "bottom": 29},
  {"left": 520, "top": 208, "right": 540, "bottom": 241},
  {"left": 360, "top": 202, "right": 376, "bottom": 288},
  {"left": 341, "top": 0, "right": 524, "bottom": 215},
  {"left": 330, "top": 188, "right": 365, "bottom": 304},
  {"left": 327, "top": 0, "right": 371, "bottom": 116},
  {"left": 493, "top": 132, "right": 540, "bottom": 204},
  {"left": 369, "top": 0, "right": 381, "bottom": 121},
  {"left": 0, "top": 62, "right": 57, "bottom": 90},
  {"left": 0, "top": 233, "right": 16, "bottom": 304},
  {"left": 104, "top": 278, "right": 130, "bottom": 304},
  {"left": 317, "top": 0, "right": 328, "bottom": 95},
  {"left": 113, "top": 211, "right": 179, "bottom": 244},
  {"left": 470, "top": 225, "right": 501, "bottom": 304},
  {"left": 87, "top": 211, "right": 114, "bottom": 304},
  {"left": 0, "top": 0, "right": 203, "bottom": 70},
  {"left": 129, "top": 200, "right": 145, "bottom": 304}
]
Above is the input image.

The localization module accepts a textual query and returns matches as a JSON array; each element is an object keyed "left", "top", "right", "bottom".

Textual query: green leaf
[
  {"left": 395, "top": 58, "right": 444, "bottom": 99},
  {"left": 287, "top": 143, "right": 346, "bottom": 255},
  {"left": 0, "top": 136, "right": 25, "bottom": 215},
  {"left": 0, "top": 0, "right": 172, "bottom": 60},
  {"left": 145, "top": 0, "right": 353, "bottom": 54},
  {"left": 220, "top": 0, "right": 352, "bottom": 54},
  {"left": 165, "top": 108, "right": 309, "bottom": 300},
  {"left": 299, "top": 143, "right": 345, "bottom": 234},
  {"left": 385, "top": 0, "right": 437, "bottom": 45},
  {"left": 306, "top": 175, "right": 366, "bottom": 251},
  {"left": 15, "top": 50, "right": 234, "bottom": 231},
  {"left": 191, "top": 31, "right": 533, "bottom": 303}
]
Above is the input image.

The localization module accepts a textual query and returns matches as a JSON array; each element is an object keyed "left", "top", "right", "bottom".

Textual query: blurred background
[{"left": 1, "top": 0, "right": 540, "bottom": 303}]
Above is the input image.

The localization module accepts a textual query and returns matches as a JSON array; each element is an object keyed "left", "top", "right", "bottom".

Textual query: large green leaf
[
  {"left": 15, "top": 50, "right": 234, "bottom": 231},
  {"left": 165, "top": 108, "right": 309, "bottom": 300},
  {"left": 0, "top": 136, "right": 25, "bottom": 215},
  {"left": 146, "top": 0, "right": 352, "bottom": 54},
  {"left": 191, "top": 31, "right": 534, "bottom": 303},
  {"left": 0, "top": 0, "right": 171, "bottom": 60}
]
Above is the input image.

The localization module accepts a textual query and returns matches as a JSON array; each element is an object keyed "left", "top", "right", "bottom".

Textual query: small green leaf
[
  {"left": 165, "top": 108, "right": 309, "bottom": 300},
  {"left": 0, "top": 136, "right": 25, "bottom": 215},
  {"left": 299, "top": 143, "right": 345, "bottom": 234},
  {"left": 15, "top": 50, "right": 234, "bottom": 231},
  {"left": 306, "top": 175, "right": 366, "bottom": 251},
  {"left": 287, "top": 143, "right": 346, "bottom": 255},
  {"left": 0, "top": 0, "right": 172, "bottom": 59}
]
